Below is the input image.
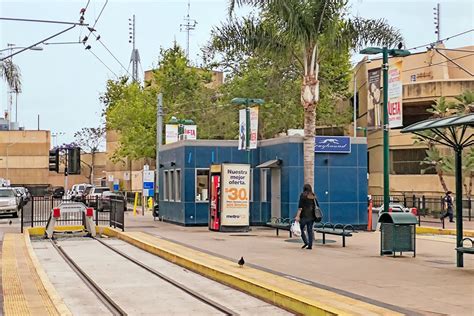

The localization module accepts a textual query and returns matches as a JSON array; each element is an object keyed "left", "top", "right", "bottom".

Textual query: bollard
[
  {"left": 367, "top": 199, "right": 373, "bottom": 231},
  {"left": 133, "top": 192, "right": 139, "bottom": 216}
]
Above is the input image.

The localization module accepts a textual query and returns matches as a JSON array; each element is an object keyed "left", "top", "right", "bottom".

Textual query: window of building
[
  {"left": 169, "top": 170, "right": 175, "bottom": 201},
  {"left": 196, "top": 169, "right": 209, "bottom": 202},
  {"left": 163, "top": 171, "right": 169, "bottom": 201},
  {"left": 260, "top": 168, "right": 269, "bottom": 202},
  {"left": 175, "top": 169, "right": 181, "bottom": 202},
  {"left": 391, "top": 149, "right": 437, "bottom": 175}
]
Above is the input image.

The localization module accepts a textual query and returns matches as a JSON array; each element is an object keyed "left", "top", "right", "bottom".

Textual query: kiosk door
[{"left": 209, "top": 166, "right": 221, "bottom": 231}]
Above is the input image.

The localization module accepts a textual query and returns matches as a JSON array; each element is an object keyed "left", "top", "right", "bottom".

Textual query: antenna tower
[
  {"left": 433, "top": 3, "right": 441, "bottom": 43},
  {"left": 129, "top": 14, "right": 141, "bottom": 82},
  {"left": 180, "top": 0, "right": 198, "bottom": 59}
]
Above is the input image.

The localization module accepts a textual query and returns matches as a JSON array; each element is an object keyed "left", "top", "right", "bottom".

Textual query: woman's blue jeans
[{"left": 300, "top": 219, "right": 314, "bottom": 247}]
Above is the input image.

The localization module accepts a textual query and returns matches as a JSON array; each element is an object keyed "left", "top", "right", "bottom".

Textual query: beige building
[
  {"left": 352, "top": 44, "right": 474, "bottom": 196},
  {"left": 0, "top": 130, "right": 106, "bottom": 194}
]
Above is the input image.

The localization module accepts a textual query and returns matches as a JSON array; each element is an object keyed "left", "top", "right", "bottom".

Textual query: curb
[
  {"left": 24, "top": 229, "right": 73, "bottom": 316},
  {"left": 416, "top": 226, "right": 474, "bottom": 237}
]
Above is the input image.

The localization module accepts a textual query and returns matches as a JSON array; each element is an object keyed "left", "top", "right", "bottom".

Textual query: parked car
[
  {"left": 86, "top": 187, "right": 111, "bottom": 207},
  {"left": 0, "top": 188, "right": 20, "bottom": 217},
  {"left": 373, "top": 203, "right": 417, "bottom": 216},
  {"left": 72, "top": 184, "right": 93, "bottom": 202},
  {"left": 46, "top": 186, "right": 64, "bottom": 199},
  {"left": 98, "top": 191, "right": 126, "bottom": 212}
]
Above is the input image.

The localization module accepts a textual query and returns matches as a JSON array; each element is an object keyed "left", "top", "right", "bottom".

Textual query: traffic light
[
  {"left": 67, "top": 147, "right": 81, "bottom": 175},
  {"left": 48, "top": 149, "right": 59, "bottom": 172}
]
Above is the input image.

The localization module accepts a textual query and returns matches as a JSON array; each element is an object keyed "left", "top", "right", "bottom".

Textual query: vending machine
[{"left": 208, "top": 163, "right": 250, "bottom": 232}]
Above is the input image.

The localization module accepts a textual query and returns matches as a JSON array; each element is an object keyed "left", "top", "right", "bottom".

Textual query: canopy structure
[{"left": 401, "top": 113, "right": 474, "bottom": 267}]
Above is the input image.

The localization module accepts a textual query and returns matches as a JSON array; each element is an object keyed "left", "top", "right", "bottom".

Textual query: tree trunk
[
  {"left": 301, "top": 74, "right": 319, "bottom": 188},
  {"left": 437, "top": 169, "right": 449, "bottom": 193}
]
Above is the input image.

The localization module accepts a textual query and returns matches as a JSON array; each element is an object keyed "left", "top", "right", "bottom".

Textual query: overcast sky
[{"left": 0, "top": 0, "right": 473, "bottom": 145}]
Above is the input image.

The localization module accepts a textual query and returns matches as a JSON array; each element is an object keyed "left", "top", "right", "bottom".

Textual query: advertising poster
[
  {"left": 165, "top": 124, "right": 179, "bottom": 144},
  {"left": 367, "top": 68, "right": 381, "bottom": 128},
  {"left": 238, "top": 109, "right": 247, "bottom": 150},
  {"left": 388, "top": 60, "right": 403, "bottom": 128},
  {"left": 249, "top": 106, "right": 259, "bottom": 149},
  {"left": 183, "top": 125, "right": 197, "bottom": 140},
  {"left": 220, "top": 164, "right": 250, "bottom": 226}
]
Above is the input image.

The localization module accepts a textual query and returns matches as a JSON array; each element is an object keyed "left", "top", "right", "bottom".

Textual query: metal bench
[
  {"left": 266, "top": 217, "right": 293, "bottom": 237},
  {"left": 456, "top": 237, "right": 474, "bottom": 255},
  {"left": 314, "top": 223, "right": 354, "bottom": 247}
]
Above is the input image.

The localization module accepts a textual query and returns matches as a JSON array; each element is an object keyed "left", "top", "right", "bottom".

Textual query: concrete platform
[
  {"left": 1, "top": 232, "right": 71, "bottom": 316},
  {"left": 124, "top": 212, "right": 474, "bottom": 315}
]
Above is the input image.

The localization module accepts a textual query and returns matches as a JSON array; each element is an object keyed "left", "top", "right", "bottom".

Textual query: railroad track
[{"left": 51, "top": 237, "right": 238, "bottom": 316}]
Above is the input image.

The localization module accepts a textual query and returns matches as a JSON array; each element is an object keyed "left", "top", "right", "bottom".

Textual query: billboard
[
  {"left": 238, "top": 109, "right": 247, "bottom": 150},
  {"left": 220, "top": 164, "right": 250, "bottom": 226},
  {"left": 388, "top": 61, "right": 403, "bottom": 128},
  {"left": 314, "top": 136, "right": 351, "bottom": 153},
  {"left": 183, "top": 125, "right": 197, "bottom": 140},
  {"left": 165, "top": 124, "right": 179, "bottom": 144}
]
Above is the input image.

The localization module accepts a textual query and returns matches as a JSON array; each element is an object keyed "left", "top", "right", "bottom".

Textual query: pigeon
[
  {"left": 9, "top": 220, "right": 12, "bottom": 225},
  {"left": 96, "top": 35, "right": 101, "bottom": 41},
  {"left": 397, "top": 42, "right": 403, "bottom": 50},
  {"left": 238, "top": 256, "right": 245, "bottom": 268},
  {"left": 85, "top": 45, "right": 91, "bottom": 50},
  {"left": 82, "top": 36, "right": 88, "bottom": 43},
  {"left": 79, "top": 8, "right": 86, "bottom": 14}
]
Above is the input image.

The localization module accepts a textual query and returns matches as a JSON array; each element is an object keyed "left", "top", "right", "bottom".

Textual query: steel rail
[
  {"left": 94, "top": 237, "right": 238, "bottom": 316},
  {"left": 51, "top": 239, "right": 127, "bottom": 316}
]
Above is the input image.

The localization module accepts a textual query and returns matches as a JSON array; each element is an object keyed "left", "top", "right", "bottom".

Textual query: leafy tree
[
  {"left": 1, "top": 59, "right": 21, "bottom": 92},
  {"left": 74, "top": 127, "right": 106, "bottom": 184},
  {"left": 208, "top": 0, "right": 402, "bottom": 186}
]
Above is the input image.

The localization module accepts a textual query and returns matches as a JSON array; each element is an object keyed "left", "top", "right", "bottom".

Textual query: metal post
[
  {"left": 156, "top": 93, "right": 163, "bottom": 204},
  {"left": 246, "top": 100, "right": 250, "bottom": 164},
  {"left": 353, "top": 74, "right": 357, "bottom": 136},
  {"left": 455, "top": 148, "right": 463, "bottom": 267},
  {"left": 382, "top": 47, "right": 390, "bottom": 215},
  {"left": 64, "top": 149, "right": 68, "bottom": 192}
]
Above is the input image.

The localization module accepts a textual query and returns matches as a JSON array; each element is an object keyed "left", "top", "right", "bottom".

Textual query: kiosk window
[
  {"left": 196, "top": 169, "right": 209, "bottom": 202},
  {"left": 175, "top": 169, "right": 181, "bottom": 202},
  {"left": 260, "top": 168, "right": 268, "bottom": 202},
  {"left": 169, "top": 170, "right": 175, "bottom": 201},
  {"left": 163, "top": 171, "right": 169, "bottom": 201}
]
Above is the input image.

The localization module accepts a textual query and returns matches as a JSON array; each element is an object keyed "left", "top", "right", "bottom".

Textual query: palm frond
[
  {"left": 343, "top": 17, "right": 403, "bottom": 50},
  {"left": 1, "top": 59, "right": 22, "bottom": 92}
]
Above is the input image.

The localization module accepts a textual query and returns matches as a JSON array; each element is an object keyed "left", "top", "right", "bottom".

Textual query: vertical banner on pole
[
  {"left": 388, "top": 61, "right": 403, "bottom": 128},
  {"left": 367, "top": 68, "right": 382, "bottom": 128},
  {"left": 165, "top": 124, "right": 179, "bottom": 144},
  {"left": 249, "top": 106, "right": 259, "bottom": 149},
  {"left": 238, "top": 109, "right": 247, "bottom": 150}
]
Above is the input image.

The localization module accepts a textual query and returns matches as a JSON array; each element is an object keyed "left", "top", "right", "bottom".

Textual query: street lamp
[
  {"left": 231, "top": 98, "right": 264, "bottom": 163},
  {"left": 0, "top": 44, "right": 44, "bottom": 128},
  {"left": 360, "top": 46, "right": 410, "bottom": 215}
]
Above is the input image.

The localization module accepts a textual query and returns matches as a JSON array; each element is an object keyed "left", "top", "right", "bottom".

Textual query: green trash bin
[{"left": 378, "top": 212, "right": 417, "bottom": 257}]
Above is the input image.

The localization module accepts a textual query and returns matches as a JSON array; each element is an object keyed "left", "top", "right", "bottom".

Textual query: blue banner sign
[{"left": 314, "top": 136, "right": 351, "bottom": 153}]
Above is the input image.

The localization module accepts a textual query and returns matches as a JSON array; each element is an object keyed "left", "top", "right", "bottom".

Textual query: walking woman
[{"left": 295, "top": 184, "right": 318, "bottom": 250}]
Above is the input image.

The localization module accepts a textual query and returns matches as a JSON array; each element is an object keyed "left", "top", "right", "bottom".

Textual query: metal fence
[
  {"left": 371, "top": 194, "right": 472, "bottom": 228},
  {"left": 20, "top": 196, "right": 125, "bottom": 233}
]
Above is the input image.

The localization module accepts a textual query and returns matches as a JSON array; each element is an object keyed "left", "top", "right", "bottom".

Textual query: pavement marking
[
  {"left": 104, "top": 227, "right": 405, "bottom": 316},
  {"left": 416, "top": 226, "right": 474, "bottom": 237}
]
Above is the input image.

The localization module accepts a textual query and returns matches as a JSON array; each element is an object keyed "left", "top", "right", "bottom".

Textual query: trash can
[{"left": 378, "top": 212, "right": 417, "bottom": 257}]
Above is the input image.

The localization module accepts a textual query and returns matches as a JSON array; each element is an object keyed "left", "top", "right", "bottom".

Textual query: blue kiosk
[{"left": 158, "top": 136, "right": 368, "bottom": 228}]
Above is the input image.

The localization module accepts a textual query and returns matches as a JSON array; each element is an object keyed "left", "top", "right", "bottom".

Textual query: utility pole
[
  {"left": 129, "top": 14, "right": 140, "bottom": 82},
  {"left": 156, "top": 93, "right": 163, "bottom": 204},
  {"left": 434, "top": 3, "right": 441, "bottom": 43},
  {"left": 180, "top": 0, "right": 197, "bottom": 59}
]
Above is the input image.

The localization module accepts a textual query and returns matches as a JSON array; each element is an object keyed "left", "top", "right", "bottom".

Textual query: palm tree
[
  {"left": 210, "top": 0, "right": 402, "bottom": 186},
  {"left": 454, "top": 90, "right": 474, "bottom": 114},
  {"left": 1, "top": 58, "right": 21, "bottom": 92}
]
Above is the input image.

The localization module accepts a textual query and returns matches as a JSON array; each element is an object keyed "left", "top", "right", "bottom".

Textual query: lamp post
[
  {"left": 231, "top": 98, "right": 264, "bottom": 164},
  {"left": 0, "top": 44, "right": 43, "bottom": 129},
  {"left": 360, "top": 47, "right": 410, "bottom": 214}
]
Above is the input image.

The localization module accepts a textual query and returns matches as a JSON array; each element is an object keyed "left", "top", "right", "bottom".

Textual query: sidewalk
[{"left": 125, "top": 212, "right": 474, "bottom": 316}]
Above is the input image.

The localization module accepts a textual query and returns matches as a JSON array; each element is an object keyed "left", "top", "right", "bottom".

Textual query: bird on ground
[
  {"left": 238, "top": 256, "right": 245, "bottom": 268},
  {"left": 9, "top": 220, "right": 12, "bottom": 225}
]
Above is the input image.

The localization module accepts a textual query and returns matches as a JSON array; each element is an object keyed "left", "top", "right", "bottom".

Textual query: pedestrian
[
  {"left": 295, "top": 184, "right": 319, "bottom": 250},
  {"left": 440, "top": 191, "right": 455, "bottom": 223}
]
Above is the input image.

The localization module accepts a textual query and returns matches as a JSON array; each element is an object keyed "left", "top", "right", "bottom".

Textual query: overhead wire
[
  {"left": 92, "top": 33, "right": 132, "bottom": 77},
  {"left": 406, "top": 29, "right": 474, "bottom": 51},
  {"left": 88, "top": 49, "right": 118, "bottom": 78},
  {"left": 402, "top": 53, "right": 474, "bottom": 73}
]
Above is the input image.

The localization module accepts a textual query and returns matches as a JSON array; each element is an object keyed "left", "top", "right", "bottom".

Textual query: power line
[
  {"left": 88, "top": 49, "right": 118, "bottom": 78},
  {"left": 93, "top": 34, "right": 132, "bottom": 77},
  {"left": 402, "top": 53, "right": 474, "bottom": 73},
  {"left": 407, "top": 28, "right": 474, "bottom": 51}
]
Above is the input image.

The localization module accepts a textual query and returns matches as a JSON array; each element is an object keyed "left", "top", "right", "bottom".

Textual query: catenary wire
[
  {"left": 406, "top": 29, "right": 474, "bottom": 51},
  {"left": 88, "top": 49, "right": 118, "bottom": 78}
]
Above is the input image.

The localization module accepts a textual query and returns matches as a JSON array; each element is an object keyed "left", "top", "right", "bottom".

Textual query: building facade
[{"left": 352, "top": 45, "right": 474, "bottom": 196}]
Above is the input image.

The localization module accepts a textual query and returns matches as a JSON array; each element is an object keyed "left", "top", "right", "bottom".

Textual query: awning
[{"left": 256, "top": 159, "right": 282, "bottom": 168}]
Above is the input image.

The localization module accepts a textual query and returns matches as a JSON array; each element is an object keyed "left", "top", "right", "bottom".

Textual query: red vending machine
[{"left": 209, "top": 164, "right": 221, "bottom": 231}]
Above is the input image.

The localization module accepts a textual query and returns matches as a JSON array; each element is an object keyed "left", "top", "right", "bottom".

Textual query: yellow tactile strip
[
  {"left": 2, "top": 234, "right": 59, "bottom": 316},
  {"left": 104, "top": 228, "right": 403, "bottom": 316},
  {"left": 416, "top": 226, "right": 474, "bottom": 237}
]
